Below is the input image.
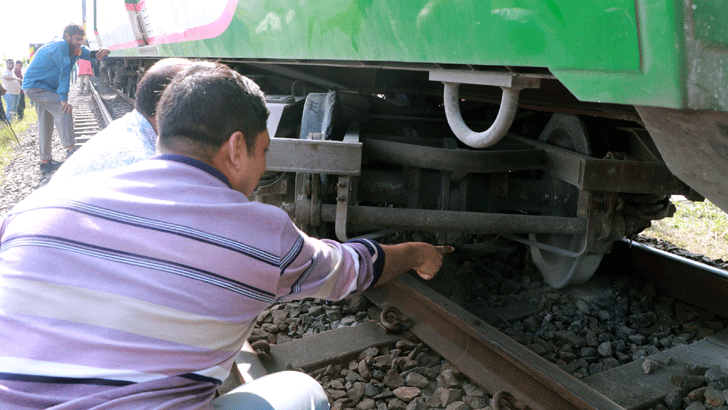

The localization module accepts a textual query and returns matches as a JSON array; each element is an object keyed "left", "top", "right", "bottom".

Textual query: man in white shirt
[{"left": 1, "top": 59, "right": 22, "bottom": 122}]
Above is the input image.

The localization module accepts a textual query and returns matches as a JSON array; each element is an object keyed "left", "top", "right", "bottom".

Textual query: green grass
[
  {"left": 0, "top": 96, "right": 36, "bottom": 172},
  {"left": 643, "top": 198, "right": 728, "bottom": 261}
]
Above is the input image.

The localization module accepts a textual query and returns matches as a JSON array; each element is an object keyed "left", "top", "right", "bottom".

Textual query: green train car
[{"left": 90, "top": 0, "right": 728, "bottom": 287}]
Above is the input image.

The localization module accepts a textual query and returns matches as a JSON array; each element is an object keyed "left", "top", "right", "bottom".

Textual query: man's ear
[{"left": 227, "top": 131, "right": 248, "bottom": 170}]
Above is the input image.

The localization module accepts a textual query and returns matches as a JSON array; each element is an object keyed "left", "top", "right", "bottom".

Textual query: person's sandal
[{"left": 40, "top": 160, "right": 63, "bottom": 175}]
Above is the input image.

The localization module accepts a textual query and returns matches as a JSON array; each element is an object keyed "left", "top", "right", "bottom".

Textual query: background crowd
[{"left": 1, "top": 58, "right": 26, "bottom": 123}]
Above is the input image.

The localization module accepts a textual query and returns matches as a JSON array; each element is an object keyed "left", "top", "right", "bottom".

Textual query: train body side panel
[
  {"left": 106, "top": 0, "right": 641, "bottom": 71},
  {"left": 98, "top": 0, "right": 727, "bottom": 111},
  {"left": 94, "top": 1, "right": 138, "bottom": 50}
]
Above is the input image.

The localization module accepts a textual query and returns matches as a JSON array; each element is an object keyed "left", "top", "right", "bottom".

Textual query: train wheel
[
  {"left": 528, "top": 114, "right": 608, "bottom": 288},
  {"left": 529, "top": 235, "right": 605, "bottom": 288}
]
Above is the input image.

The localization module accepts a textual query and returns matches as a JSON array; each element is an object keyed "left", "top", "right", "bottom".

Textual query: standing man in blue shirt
[{"left": 22, "top": 23, "right": 110, "bottom": 174}]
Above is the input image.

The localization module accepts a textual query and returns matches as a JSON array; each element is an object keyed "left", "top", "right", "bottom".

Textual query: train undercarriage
[{"left": 108, "top": 59, "right": 718, "bottom": 288}]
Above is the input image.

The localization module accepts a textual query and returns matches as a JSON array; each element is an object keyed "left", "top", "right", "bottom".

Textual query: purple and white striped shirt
[{"left": 0, "top": 155, "right": 384, "bottom": 409}]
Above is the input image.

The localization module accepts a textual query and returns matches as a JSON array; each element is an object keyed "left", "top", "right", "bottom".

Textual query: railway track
[
  {"left": 71, "top": 83, "right": 107, "bottom": 142},
  {"left": 371, "top": 241, "right": 728, "bottom": 410},
  {"left": 233, "top": 235, "right": 728, "bottom": 410},
  {"left": 367, "top": 277, "right": 623, "bottom": 410},
  {"left": 71, "top": 79, "right": 133, "bottom": 149},
  {"left": 70, "top": 94, "right": 104, "bottom": 144}
]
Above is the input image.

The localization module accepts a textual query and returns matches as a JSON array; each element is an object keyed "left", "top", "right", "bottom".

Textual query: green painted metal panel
[
  {"left": 553, "top": 0, "right": 687, "bottom": 109},
  {"left": 687, "top": 0, "right": 728, "bottom": 111},
  {"left": 109, "top": 0, "right": 726, "bottom": 111},
  {"left": 693, "top": 0, "right": 728, "bottom": 46},
  {"left": 554, "top": 0, "right": 727, "bottom": 111},
  {"left": 130, "top": 0, "right": 641, "bottom": 72}
]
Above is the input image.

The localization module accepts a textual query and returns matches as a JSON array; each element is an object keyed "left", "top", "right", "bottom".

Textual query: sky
[{"left": 1, "top": 1, "right": 84, "bottom": 62}]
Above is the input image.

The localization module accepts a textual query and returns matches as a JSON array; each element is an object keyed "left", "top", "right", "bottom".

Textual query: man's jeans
[
  {"left": 24, "top": 88, "right": 76, "bottom": 161},
  {"left": 212, "top": 371, "right": 329, "bottom": 410},
  {"left": 3, "top": 94, "right": 19, "bottom": 122}
]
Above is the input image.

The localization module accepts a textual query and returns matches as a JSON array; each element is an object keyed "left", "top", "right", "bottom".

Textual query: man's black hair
[
  {"left": 134, "top": 59, "right": 192, "bottom": 118},
  {"left": 15, "top": 60, "right": 22, "bottom": 65},
  {"left": 157, "top": 62, "right": 269, "bottom": 159},
  {"left": 63, "top": 23, "right": 85, "bottom": 38},
  {"left": 6, "top": 59, "right": 13, "bottom": 64}
]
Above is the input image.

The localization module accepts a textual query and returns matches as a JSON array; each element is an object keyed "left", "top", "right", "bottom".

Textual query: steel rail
[
  {"left": 604, "top": 238, "right": 728, "bottom": 319},
  {"left": 107, "top": 84, "right": 136, "bottom": 107},
  {"left": 88, "top": 81, "right": 113, "bottom": 127},
  {"left": 366, "top": 275, "right": 625, "bottom": 410}
]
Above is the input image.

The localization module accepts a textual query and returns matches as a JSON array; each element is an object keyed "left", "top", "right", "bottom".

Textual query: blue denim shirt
[
  {"left": 51, "top": 110, "right": 157, "bottom": 182},
  {"left": 22, "top": 38, "right": 92, "bottom": 101}
]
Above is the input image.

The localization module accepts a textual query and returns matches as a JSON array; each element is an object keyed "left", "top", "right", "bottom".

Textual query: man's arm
[
  {"left": 95, "top": 49, "right": 110, "bottom": 60},
  {"left": 80, "top": 47, "right": 111, "bottom": 61},
  {"left": 376, "top": 242, "right": 454, "bottom": 287},
  {"left": 274, "top": 213, "right": 454, "bottom": 302}
]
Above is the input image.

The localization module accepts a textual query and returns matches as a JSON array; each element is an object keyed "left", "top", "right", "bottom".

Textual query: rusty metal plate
[
  {"left": 266, "top": 138, "right": 362, "bottom": 175},
  {"left": 509, "top": 135, "right": 693, "bottom": 195},
  {"left": 362, "top": 138, "right": 547, "bottom": 173}
]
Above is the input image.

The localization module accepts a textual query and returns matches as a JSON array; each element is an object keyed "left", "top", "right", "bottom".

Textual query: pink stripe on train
[
  {"left": 110, "top": 0, "right": 237, "bottom": 51},
  {"left": 125, "top": 1, "right": 146, "bottom": 12},
  {"left": 149, "top": 0, "right": 238, "bottom": 45}
]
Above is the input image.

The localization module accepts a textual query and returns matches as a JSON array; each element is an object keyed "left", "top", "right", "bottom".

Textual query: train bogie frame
[{"left": 87, "top": 0, "right": 728, "bottom": 287}]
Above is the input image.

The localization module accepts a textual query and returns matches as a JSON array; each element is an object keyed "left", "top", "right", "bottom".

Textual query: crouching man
[{"left": 0, "top": 61, "right": 453, "bottom": 409}]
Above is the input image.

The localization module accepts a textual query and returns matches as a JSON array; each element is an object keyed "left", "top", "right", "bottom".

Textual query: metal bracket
[
  {"left": 429, "top": 70, "right": 542, "bottom": 89},
  {"left": 334, "top": 126, "right": 361, "bottom": 241},
  {"left": 266, "top": 138, "right": 362, "bottom": 175},
  {"left": 335, "top": 176, "right": 351, "bottom": 242},
  {"left": 294, "top": 173, "right": 321, "bottom": 232}
]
